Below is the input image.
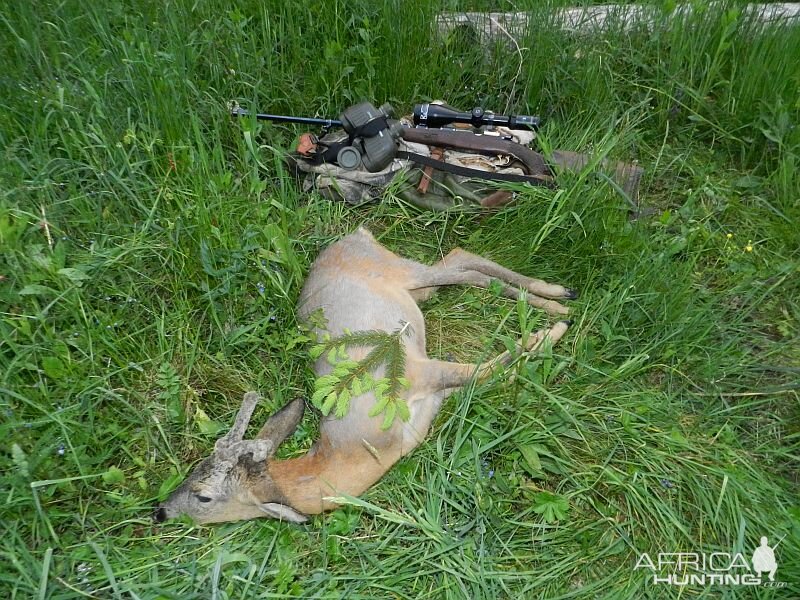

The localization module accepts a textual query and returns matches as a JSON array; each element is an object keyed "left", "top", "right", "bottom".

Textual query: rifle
[
  {"left": 231, "top": 102, "right": 547, "bottom": 180},
  {"left": 231, "top": 103, "right": 541, "bottom": 133}
]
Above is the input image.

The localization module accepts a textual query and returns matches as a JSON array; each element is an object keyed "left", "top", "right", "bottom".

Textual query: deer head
[{"left": 153, "top": 392, "right": 308, "bottom": 524}]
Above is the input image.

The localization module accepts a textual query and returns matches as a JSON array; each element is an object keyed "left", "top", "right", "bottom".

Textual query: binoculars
[{"left": 336, "top": 101, "right": 404, "bottom": 172}]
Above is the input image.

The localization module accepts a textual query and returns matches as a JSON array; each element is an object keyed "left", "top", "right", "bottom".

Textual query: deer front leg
[
  {"left": 414, "top": 320, "right": 571, "bottom": 393},
  {"left": 475, "top": 319, "right": 571, "bottom": 379}
]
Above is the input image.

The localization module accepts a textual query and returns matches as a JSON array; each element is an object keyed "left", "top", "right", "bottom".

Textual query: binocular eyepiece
[
  {"left": 412, "top": 103, "right": 540, "bottom": 131},
  {"left": 337, "top": 102, "right": 403, "bottom": 172}
]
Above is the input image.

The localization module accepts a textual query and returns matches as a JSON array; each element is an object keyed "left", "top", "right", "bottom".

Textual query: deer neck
[{"left": 267, "top": 438, "right": 398, "bottom": 515}]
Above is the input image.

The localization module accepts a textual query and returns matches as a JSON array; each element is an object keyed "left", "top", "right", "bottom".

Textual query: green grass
[{"left": 1, "top": 0, "right": 799, "bottom": 598}]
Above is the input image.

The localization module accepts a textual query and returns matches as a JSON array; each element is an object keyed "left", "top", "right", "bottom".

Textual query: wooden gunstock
[{"left": 401, "top": 128, "right": 551, "bottom": 176}]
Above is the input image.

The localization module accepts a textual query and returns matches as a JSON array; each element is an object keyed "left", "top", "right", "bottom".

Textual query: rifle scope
[{"left": 412, "top": 103, "right": 540, "bottom": 131}]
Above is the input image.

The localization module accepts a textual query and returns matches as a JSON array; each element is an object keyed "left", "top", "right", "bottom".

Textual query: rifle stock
[{"left": 401, "top": 128, "right": 550, "bottom": 176}]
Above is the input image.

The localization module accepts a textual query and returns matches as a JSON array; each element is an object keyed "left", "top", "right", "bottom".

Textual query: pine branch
[{"left": 309, "top": 326, "right": 411, "bottom": 428}]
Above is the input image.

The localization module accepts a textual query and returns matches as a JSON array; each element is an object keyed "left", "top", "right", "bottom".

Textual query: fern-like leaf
[{"left": 309, "top": 325, "right": 412, "bottom": 427}]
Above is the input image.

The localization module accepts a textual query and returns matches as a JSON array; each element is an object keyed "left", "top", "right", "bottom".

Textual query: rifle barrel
[{"left": 231, "top": 107, "right": 342, "bottom": 128}]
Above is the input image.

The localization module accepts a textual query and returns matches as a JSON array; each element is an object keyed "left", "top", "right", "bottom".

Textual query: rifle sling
[
  {"left": 401, "top": 128, "right": 550, "bottom": 175},
  {"left": 396, "top": 151, "right": 554, "bottom": 187}
]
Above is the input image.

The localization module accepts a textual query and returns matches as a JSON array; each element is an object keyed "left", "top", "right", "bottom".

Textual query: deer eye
[{"left": 196, "top": 495, "right": 213, "bottom": 503}]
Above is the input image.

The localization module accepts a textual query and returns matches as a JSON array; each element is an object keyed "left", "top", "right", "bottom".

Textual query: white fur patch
[{"left": 258, "top": 502, "right": 308, "bottom": 523}]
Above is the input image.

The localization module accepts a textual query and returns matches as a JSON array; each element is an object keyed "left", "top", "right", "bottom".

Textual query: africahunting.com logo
[{"left": 635, "top": 536, "right": 786, "bottom": 588}]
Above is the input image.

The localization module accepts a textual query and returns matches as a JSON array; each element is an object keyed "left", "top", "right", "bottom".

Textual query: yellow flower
[
  {"left": 745, "top": 241, "right": 753, "bottom": 252},
  {"left": 726, "top": 233, "right": 733, "bottom": 239}
]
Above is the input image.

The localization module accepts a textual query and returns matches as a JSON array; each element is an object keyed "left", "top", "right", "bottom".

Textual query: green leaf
[
  {"left": 321, "top": 391, "right": 337, "bottom": 415},
  {"left": 157, "top": 471, "right": 184, "bottom": 501},
  {"left": 195, "top": 408, "right": 223, "bottom": 435},
  {"left": 368, "top": 393, "right": 390, "bottom": 417},
  {"left": 18, "top": 284, "right": 55, "bottom": 296},
  {"left": 57, "top": 267, "right": 91, "bottom": 285},
  {"left": 488, "top": 279, "right": 504, "bottom": 296},
  {"left": 519, "top": 445, "right": 544, "bottom": 478},
  {"left": 332, "top": 363, "right": 353, "bottom": 377},
  {"left": 11, "top": 443, "right": 29, "bottom": 478},
  {"left": 531, "top": 491, "right": 569, "bottom": 523},
  {"left": 350, "top": 376, "right": 363, "bottom": 397},
  {"left": 380, "top": 401, "right": 397, "bottom": 430},
  {"left": 560, "top": 428, "right": 583, "bottom": 441},
  {"left": 665, "top": 236, "right": 687, "bottom": 257},
  {"left": 334, "top": 388, "right": 351, "bottom": 418},
  {"left": 166, "top": 397, "right": 185, "bottom": 424},
  {"left": 315, "top": 375, "right": 338, "bottom": 388},
  {"left": 102, "top": 466, "right": 125, "bottom": 485},
  {"left": 311, "top": 386, "right": 331, "bottom": 408},
  {"left": 41, "top": 356, "right": 66, "bottom": 379},
  {"left": 395, "top": 399, "right": 410, "bottom": 422}
]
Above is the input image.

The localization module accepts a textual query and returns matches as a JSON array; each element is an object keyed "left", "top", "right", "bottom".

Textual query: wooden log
[{"left": 437, "top": 4, "right": 800, "bottom": 40}]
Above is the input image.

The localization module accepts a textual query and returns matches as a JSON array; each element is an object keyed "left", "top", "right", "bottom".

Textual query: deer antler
[
  {"left": 215, "top": 392, "right": 274, "bottom": 462},
  {"left": 228, "top": 391, "right": 261, "bottom": 441}
]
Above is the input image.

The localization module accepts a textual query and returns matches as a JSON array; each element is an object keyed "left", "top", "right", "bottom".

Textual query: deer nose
[{"left": 153, "top": 506, "right": 167, "bottom": 523}]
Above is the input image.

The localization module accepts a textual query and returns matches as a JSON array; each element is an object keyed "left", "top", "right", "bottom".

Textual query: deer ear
[
  {"left": 259, "top": 502, "right": 308, "bottom": 523},
  {"left": 255, "top": 398, "right": 305, "bottom": 452}
]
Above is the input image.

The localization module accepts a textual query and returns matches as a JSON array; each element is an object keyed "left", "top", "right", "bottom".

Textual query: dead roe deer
[{"left": 154, "top": 227, "right": 575, "bottom": 524}]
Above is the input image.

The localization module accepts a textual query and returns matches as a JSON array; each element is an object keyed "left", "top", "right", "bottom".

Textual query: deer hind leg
[
  {"left": 409, "top": 248, "right": 575, "bottom": 312},
  {"left": 413, "top": 320, "right": 571, "bottom": 393},
  {"left": 410, "top": 248, "right": 573, "bottom": 315},
  {"left": 439, "top": 248, "right": 576, "bottom": 299}
]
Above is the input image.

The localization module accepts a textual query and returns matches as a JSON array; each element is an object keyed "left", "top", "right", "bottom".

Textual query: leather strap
[{"left": 397, "top": 151, "right": 554, "bottom": 187}]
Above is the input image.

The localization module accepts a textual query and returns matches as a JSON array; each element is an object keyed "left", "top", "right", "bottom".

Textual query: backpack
[{"left": 288, "top": 118, "right": 643, "bottom": 212}]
